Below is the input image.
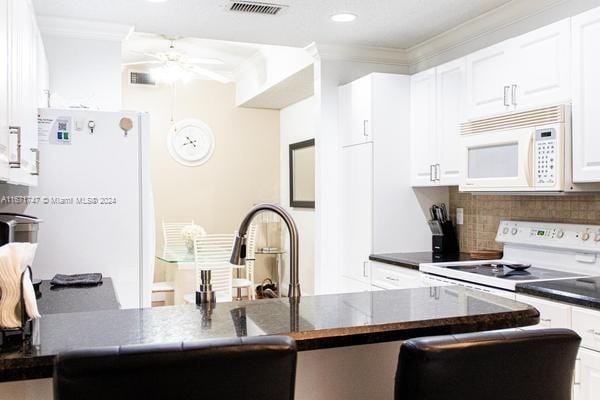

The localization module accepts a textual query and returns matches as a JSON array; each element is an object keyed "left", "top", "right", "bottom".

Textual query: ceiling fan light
[
  {"left": 331, "top": 12, "right": 357, "bottom": 22},
  {"left": 150, "top": 63, "right": 192, "bottom": 85}
]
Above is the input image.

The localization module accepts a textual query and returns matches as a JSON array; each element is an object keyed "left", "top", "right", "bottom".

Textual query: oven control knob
[
  {"left": 582, "top": 232, "right": 591, "bottom": 242},
  {"left": 595, "top": 232, "right": 600, "bottom": 242},
  {"left": 511, "top": 228, "right": 518, "bottom": 235},
  {"left": 556, "top": 230, "right": 565, "bottom": 239},
  {"left": 503, "top": 227, "right": 509, "bottom": 235}
]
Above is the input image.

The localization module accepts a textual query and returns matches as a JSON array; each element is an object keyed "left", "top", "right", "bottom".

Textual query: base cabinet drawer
[
  {"left": 370, "top": 262, "right": 422, "bottom": 289},
  {"left": 573, "top": 307, "right": 600, "bottom": 352},
  {"left": 515, "top": 294, "right": 571, "bottom": 329}
]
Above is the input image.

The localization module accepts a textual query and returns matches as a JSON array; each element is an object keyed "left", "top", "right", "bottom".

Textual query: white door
[
  {"left": 436, "top": 58, "right": 465, "bottom": 186},
  {"left": 340, "top": 143, "right": 372, "bottom": 284},
  {"left": 8, "top": 0, "right": 37, "bottom": 186},
  {"left": 465, "top": 41, "right": 512, "bottom": 119},
  {"left": 512, "top": 18, "right": 571, "bottom": 110},
  {"left": 572, "top": 7, "right": 600, "bottom": 183},
  {"left": 0, "top": 0, "right": 9, "bottom": 181},
  {"left": 339, "top": 75, "right": 372, "bottom": 147},
  {"left": 410, "top": 68, "right": 437, "bottom": 186},
  {"left": 578, "top": 348, "right": 600, "bottom": 400}
]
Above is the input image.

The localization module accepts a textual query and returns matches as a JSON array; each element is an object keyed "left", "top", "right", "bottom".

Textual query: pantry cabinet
[
  {"left": 1, "top": 0, "right": 44, "bottom": 186},
  {"left": 572, "top": 7, "right": 600, "bottom": 183},
  {"left": 410, "top": 58, "right": 464, "bottom": 187},
  {"left": 465, "top": 18, "right": 571, "bottom": 119},
  {"left": 338, "top": 74, "right": 373, "bottom": 147},
  {"left": 577, "top": 348, "right": 600, "bottom": 400}
]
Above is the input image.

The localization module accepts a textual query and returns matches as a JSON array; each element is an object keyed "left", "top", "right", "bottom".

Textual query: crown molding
[
  {"left": 313, "top": 44, "right": 410, "bottom": 66},
  {"left": 37, "top": 16, "right": 134, "bottom": 41},
  {"left": 406, "top": 0, "right": 573, "bottom": 68}
]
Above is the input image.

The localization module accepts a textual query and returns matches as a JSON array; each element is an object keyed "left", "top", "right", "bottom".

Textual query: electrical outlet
[{"left": 456, "top": 208, "right": 464, "bottom": 225}]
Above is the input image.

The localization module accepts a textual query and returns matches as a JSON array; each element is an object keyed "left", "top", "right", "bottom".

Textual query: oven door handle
[{"left": 525, "top": 133, "right": 534, "bottom": 188}]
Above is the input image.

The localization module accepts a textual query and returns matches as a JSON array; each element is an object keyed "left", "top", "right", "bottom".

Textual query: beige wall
[{"left": 122, "top": 72, "right": 280, "bottom": 254}]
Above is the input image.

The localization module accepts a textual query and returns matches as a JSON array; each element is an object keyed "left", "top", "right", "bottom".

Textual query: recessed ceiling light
[
  {"left": 146, "top": 0, "right": 169, "bottom": 3},
  {"left": 331, "top": 13, "right": 357, "bottom": 22}
]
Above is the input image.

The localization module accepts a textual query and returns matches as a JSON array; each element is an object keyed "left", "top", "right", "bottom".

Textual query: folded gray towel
[{"left": 50, "top": 273, "right": 103, "bottom": 286}]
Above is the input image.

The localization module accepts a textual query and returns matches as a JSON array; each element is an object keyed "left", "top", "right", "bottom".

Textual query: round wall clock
[{"left": 167, "top": 119, "right": 215, "bottom": 167}]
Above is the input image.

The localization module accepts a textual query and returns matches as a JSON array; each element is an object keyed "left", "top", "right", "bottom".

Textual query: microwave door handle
[{"left": 525, "top": 134, "right": 534, "bottom": 187}]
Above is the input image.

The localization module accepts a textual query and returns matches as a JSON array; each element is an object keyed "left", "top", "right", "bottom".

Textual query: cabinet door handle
[
  {"left": 30, "top": 148, "right": 39, "bottom": 176},
  {"left": 9, "top": 126, "right": 21, "bottom": 168},
  {"left": 588, "top": 329, "right": 600, "bottom": 337},
  {"left": 362, "top": 261, "right": 369, "bottom": 278},
  {"left": 363, "top": 120, "right": 369, "bottom": 137},
  {"left": 385, "top": 276, "right": 400, "bottom": 282},
  {"left": 503, "top": 86, "right": 510, "bottom": 107},
  {"left": 430, "top": 165, "right": 434, "bottom": 182},
  {"left": 436, "top": 164, "right": 441, "bottom": 181},
  {"left": 511, "top": 84, "right": 517, "bottom": 106},
  {"left": 540, "top": 318, "right": 552, "bottom": 325}
]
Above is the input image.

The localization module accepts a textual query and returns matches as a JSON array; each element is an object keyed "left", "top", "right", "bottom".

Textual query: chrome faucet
[{"left": 231, "top": 203, "right": 300, "bottom": 298}]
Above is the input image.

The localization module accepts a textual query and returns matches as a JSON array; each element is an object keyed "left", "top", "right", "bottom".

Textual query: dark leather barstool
[
  {"left": 395, "top": 328, "right": 580, "bottom": 400},
  {"left": 54, "top": 336, "right": 297, "bottom": 400}
]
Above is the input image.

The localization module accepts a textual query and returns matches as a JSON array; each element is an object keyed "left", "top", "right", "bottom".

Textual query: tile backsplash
[{"left": 448, "top": 187, "right": 600, "bottom": 252}]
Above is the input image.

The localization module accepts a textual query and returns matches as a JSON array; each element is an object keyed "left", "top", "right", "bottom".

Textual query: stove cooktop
[{"left": 444, "top": 263, "right": 579, "bottom": 281}]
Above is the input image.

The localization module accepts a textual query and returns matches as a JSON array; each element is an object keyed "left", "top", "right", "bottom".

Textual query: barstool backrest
[
  {"left": 395, "top": 328, "right": 581, "bottom": 400},
  {"left": 54, "top": 336, "right": 297, "bottom": 400}
]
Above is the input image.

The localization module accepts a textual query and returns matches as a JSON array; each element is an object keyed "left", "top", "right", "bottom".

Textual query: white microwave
[{"left": 459, "top": 105, "right": 598, "bottom": 193}]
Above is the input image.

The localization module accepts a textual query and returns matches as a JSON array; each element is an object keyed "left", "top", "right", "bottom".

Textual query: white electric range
[{"left": 420, "top": 220, "right": 600, "bottom": 293}]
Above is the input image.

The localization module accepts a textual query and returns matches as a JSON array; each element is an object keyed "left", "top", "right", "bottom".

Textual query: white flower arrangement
[{"left": 181, "top": 224, "right": 205, "bottom": 253}]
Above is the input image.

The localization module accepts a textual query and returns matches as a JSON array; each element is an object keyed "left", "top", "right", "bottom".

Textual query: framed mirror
[{"left": 289, "top": 139, "right": 315, "bottom": 208}]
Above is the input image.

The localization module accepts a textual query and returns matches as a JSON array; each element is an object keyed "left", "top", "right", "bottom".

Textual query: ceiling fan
[{"left": 123, "top": 37, "right": 232, "bottom": 84}]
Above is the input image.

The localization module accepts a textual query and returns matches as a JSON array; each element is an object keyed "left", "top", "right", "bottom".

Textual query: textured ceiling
[{"left": 33, "top": 0, "right": 515, "bottom": 49}]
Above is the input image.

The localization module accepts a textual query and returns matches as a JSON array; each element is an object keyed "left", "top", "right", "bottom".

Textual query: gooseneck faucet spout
[{"left": 231, "top": 203, "right": 300, "bottom": 298}]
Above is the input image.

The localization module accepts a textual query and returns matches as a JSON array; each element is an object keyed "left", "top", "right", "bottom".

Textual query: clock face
[{"left": 167, "top": 119, "right": 215, "bottom": 166}]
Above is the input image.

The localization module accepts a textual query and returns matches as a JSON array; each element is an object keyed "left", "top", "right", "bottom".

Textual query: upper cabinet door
[
  {"left": 410, "top": 68, "right": 437, "bottom": 186},
  {"left": 339, "top": 75, "right": 372, "bottom": 147},
  {"left": 572, "top": 7, "right": 600, "bottom": 183},
  {"left": 512, "top": 18, "right": 571, "bottom": 110},
  {"left": 8, "top": 0, "right": 37, "bottom": 186},
  {"left": 436, "top": 58, "right": 465, "bottom": 186},
  {"left": 0, "top": 0, "right": 9, "bottom": 182},
  {"left": 465, "top": 42, "right": 513, "bottom": 119}
]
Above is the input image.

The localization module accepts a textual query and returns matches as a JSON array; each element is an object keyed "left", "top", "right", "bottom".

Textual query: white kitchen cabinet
[
  {"left": 577, "top": 348, "right": 600, "bottom": 400},
  {"left": 0, "top": 0, "right": 9, "bottom": 181},
  {"left": 410, "top": 68, "right": 437, "bottom": 186},
  {"left": 572, "top": 7, "right": 600, "bottom": 183},
  {"left": 435, "top": 58, "right": 465, "bottom": 185},
  {"left": 465, "top": 41, "right": 513, "bottom": 119},
  {"left": 340, "top": 142, "right": 373, "bottom": 285},
  {"left": 465, "top": 18, "right": 571, "bottom": 119},
  {"left": 339, "top": 74, "right": 372, "bottom": 147},
  {"left": 511, "top": 18, "right": 571, "bottom": 110},
  {"left": 6, "top": 0, "right": 41, "bottom": 186},
  {"left": 410, "top": 59, "right": 465, "bottom": 187}
]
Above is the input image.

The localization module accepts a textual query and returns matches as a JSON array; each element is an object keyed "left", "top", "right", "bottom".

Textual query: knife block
[{"left": 432, "top": 221, "right": 459, "bottom": 254}]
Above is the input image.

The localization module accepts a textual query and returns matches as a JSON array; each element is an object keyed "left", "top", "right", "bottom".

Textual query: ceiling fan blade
[
  {"left": 184, "top": 65, "right": 232, "bottom": 84},
  {"left": 122, "top": 61, "right": 162, "bottom": 66}
]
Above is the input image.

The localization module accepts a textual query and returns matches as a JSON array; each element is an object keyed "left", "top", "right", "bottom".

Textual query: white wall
[
  {"left": 43, "top": 35, "right": 122, "bottom": 109},
  {"left": 280, "top": 96, "right": 316, "bottom": 295}
]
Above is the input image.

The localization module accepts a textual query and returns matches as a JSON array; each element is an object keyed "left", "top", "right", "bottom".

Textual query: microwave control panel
[{"left": 535, "top": 128, "right": 557, "bottom": 186}]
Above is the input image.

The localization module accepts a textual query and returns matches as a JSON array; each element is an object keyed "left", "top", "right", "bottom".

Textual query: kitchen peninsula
[{"left": 0, "top": 283, "right": 538, "bottom": 400}]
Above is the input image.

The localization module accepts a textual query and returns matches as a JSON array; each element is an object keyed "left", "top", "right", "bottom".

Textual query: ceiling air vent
[
  {"left": 129, "top": 71, "right": 156, "bottom": 87},
  {"left": 229, "top": 1, "right": 288, "bottom": 15}
]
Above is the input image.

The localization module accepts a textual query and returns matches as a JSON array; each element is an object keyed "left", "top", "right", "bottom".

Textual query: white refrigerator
[{"left": 26, "top": 108, "right": 155, "bottom": 309}]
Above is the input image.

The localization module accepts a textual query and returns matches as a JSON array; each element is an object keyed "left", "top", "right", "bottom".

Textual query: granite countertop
[
  {"left": 0, "top": 286, "right": 539, "bottom": 382},
  {"left": 37, "top": 278, "right": 121, "bottom": 315},
  {"left": 517, "top": 277, "right": 600, "bottom": 310},
  {"left": 369, "top": 252, "right": 493, "bottom": 270}
]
